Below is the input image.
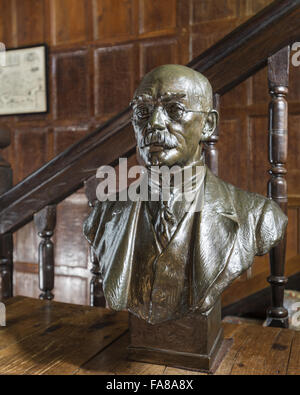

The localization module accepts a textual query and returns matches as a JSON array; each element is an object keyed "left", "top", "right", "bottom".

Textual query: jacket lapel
[
  {"left": 190, "top": 168, "right": 240, "bottom": 308},
  {"left": 87, "top": 199, "right": 142, "bottom": 311}
]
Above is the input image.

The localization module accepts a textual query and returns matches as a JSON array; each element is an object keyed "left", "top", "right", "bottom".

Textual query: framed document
[{"left": 0, "top": 44, "right": 48, "bottom": 116}]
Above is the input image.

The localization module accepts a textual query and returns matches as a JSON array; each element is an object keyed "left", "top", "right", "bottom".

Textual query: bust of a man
[{"left": 84, "top": 64, "right": 287, "bottom": 325}]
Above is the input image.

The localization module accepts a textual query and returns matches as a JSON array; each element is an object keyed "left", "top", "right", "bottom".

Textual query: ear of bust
[{"left": 201, "top": 110, "right": 219, "bottom": 141}]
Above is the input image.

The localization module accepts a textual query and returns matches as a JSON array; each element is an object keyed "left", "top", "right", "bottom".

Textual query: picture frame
[{"left": 0, "top": 44, "right": 48, "bottom": 116}]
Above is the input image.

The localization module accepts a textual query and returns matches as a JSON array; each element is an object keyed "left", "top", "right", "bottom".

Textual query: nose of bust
[{"left": 148, "top": 106, "right": 166, "bottom": 130}]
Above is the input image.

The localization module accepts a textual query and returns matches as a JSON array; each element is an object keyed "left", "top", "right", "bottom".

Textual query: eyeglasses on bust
[{"left": 130, "top": 100, "right": 210, "bottom": 122}]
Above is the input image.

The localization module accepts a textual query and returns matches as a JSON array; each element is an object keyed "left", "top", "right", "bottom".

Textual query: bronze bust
[{"left": 84, "top": 64, "right": 287, "bottom": 325}]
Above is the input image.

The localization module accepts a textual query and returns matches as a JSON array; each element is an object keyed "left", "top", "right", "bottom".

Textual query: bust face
[{"left": 131, "top": 65, "right": 217, "bottom": 168}]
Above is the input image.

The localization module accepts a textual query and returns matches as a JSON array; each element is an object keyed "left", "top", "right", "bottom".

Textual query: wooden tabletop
[{"left": 0, "top": 296, "right": 299, "bottom": 375}]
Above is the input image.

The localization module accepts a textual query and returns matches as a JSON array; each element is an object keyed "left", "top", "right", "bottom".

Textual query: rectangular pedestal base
[
  {"left": 128, "top": 327, "right": 231, "bottom": 373},
  {"left": 128, "top": 299, "right": 231, "bottom": 373}
]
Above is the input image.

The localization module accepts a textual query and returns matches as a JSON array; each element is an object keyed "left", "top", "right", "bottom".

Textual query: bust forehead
[{"left": 134, "top": 64, "right": 212, "bottom": 108}]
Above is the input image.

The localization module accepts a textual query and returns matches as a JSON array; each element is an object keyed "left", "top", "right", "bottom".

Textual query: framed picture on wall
[{"left": 0, "top": 44, "right": 48, "bottom": 116}]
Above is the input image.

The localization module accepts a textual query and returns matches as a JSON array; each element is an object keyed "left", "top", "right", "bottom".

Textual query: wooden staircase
[{"left": 0, "top": 0, "right": 300, "bottom": 328}]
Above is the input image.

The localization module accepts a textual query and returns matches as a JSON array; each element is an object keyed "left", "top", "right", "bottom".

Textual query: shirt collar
[{"left": 147, "top": 159, "right": 206, "bottom": 221}]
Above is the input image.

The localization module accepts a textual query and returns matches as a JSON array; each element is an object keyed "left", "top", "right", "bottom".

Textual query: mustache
[{"left": 139, "top": 130, "right": 178, "bottom": 149}]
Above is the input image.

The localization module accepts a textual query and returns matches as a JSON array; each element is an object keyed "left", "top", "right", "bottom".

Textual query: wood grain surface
[
  {"left": 0, "top": 296, "right": 128, "bottom": 374},
  {"left": 1, "top": 296, "right": 300, "bottom": 375}
]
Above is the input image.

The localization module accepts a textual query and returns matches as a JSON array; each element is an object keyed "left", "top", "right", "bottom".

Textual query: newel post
[
  {"left": 0, "top": 125, "right": 13, "bottom": 300},
  {"left": 266, "top": 46, "right": 290, "bottom": 328}
]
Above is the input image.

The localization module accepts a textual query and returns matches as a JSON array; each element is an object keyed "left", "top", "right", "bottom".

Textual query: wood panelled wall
[{"left": 0, "top": 0, "right": 299, "bottom": 307}]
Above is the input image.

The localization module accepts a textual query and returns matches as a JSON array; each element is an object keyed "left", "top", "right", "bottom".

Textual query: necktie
[
  {"left": 147, "top": 160, "right": 206, "bottom": 249},
  {"left": 154, "top": 200, "right": 177, "bottom": 249}
]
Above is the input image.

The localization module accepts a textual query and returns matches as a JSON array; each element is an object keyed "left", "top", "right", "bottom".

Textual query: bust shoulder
[
  {"left": 214, "top": 174, "right": 288, "bottom": 254},
  {"left": 206, "top": 169, "right": 285, "bottom": 220}
]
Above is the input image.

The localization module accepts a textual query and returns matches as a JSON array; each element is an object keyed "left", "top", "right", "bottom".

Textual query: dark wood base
[
  {"left": 128, "top": 298, "right": 231, "bottom": 373},
  {"left": 265, "top": 316, "right": 289, "bottom": 328},
  {"left": 128, "top": 328, "right": 233, "bottom": 373}
]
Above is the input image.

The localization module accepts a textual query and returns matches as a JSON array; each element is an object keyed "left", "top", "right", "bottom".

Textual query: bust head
[{"left": 131, "top": 64, "right": 218, "bottom": 167}]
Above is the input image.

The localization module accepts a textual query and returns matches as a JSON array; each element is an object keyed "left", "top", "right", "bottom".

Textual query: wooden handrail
[
  {"left": 0, "top": 0, "right": 299, "bottom": 235},
  {"left": 189, "top": 0, "right": 300, "bottom": 94},
  {"left": 0, "top": 108, "right": 135, "bottom": 234}
]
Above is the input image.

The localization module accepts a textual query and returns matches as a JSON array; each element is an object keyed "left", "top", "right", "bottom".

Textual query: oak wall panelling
[
  {"left": 0, "top": 0, "right": 13, "bottom": 48},
  {"left": 50, "top": 0, "right": 90, "bottom": 46},
  {"left": 54, "top": 193, "right": 89, "bottom": 270},
  {"left": 289, "top": 65, "right": 300, "bottom": 102},
  {"left": 0, "top": 0, "right": 298, "bottom": 308},
  {"left": 94, "top": 43, "right": 137, "bottom": 118},
  {"left": 53, "top": 274, "right": 88, "bottom": 305},
  {"left": 139, "top": 37, "right": 179, "bottom": 77},
  {"left": 14, "top": 222, "right": 39, "bottom": 265},
  {"left": 139, "top": 0, "right": 177, "bottom": 35},
  {"left": 15, "top": 0, "right": 47, "bottom": 46},
  {"left": 248, "top": 116, "right": 269, "bottom": 196},
  {"left": 54, "top": 49, "right": 91, "bottom": 120},
  {"left": 93, "top": 0, "right": 138, "bottom": 41},
  {"left": 53, "top": 126, "right": 90, "bottom": 156},
  {"left": 192, "top": 0, "right": 241, "bottom": 23},
  {"left": 217, "top": 117, "right": 249, "bottom": 192},
  {"left": 14, "top": 128, "right": 49, "bottom": 182},
  {"left": 288, "top": 115, "right": 300, "bottom": 193}
]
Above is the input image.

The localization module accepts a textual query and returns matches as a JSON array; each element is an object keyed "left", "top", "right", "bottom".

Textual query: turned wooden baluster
[
  {"left": 34, "top": 205, "right": 56, "bottom": 300},
  {"left": 0, "top": 126, "right": 13, "bottom": 300},
  {"left": 85, "top": 177, "right": 106, "bottom": 307},
  {"left": 204, "top": 94, "right": 220, "bottom": 176},
  {"left": 266, "top": 46, "right": 290, "bottom": 328}
]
